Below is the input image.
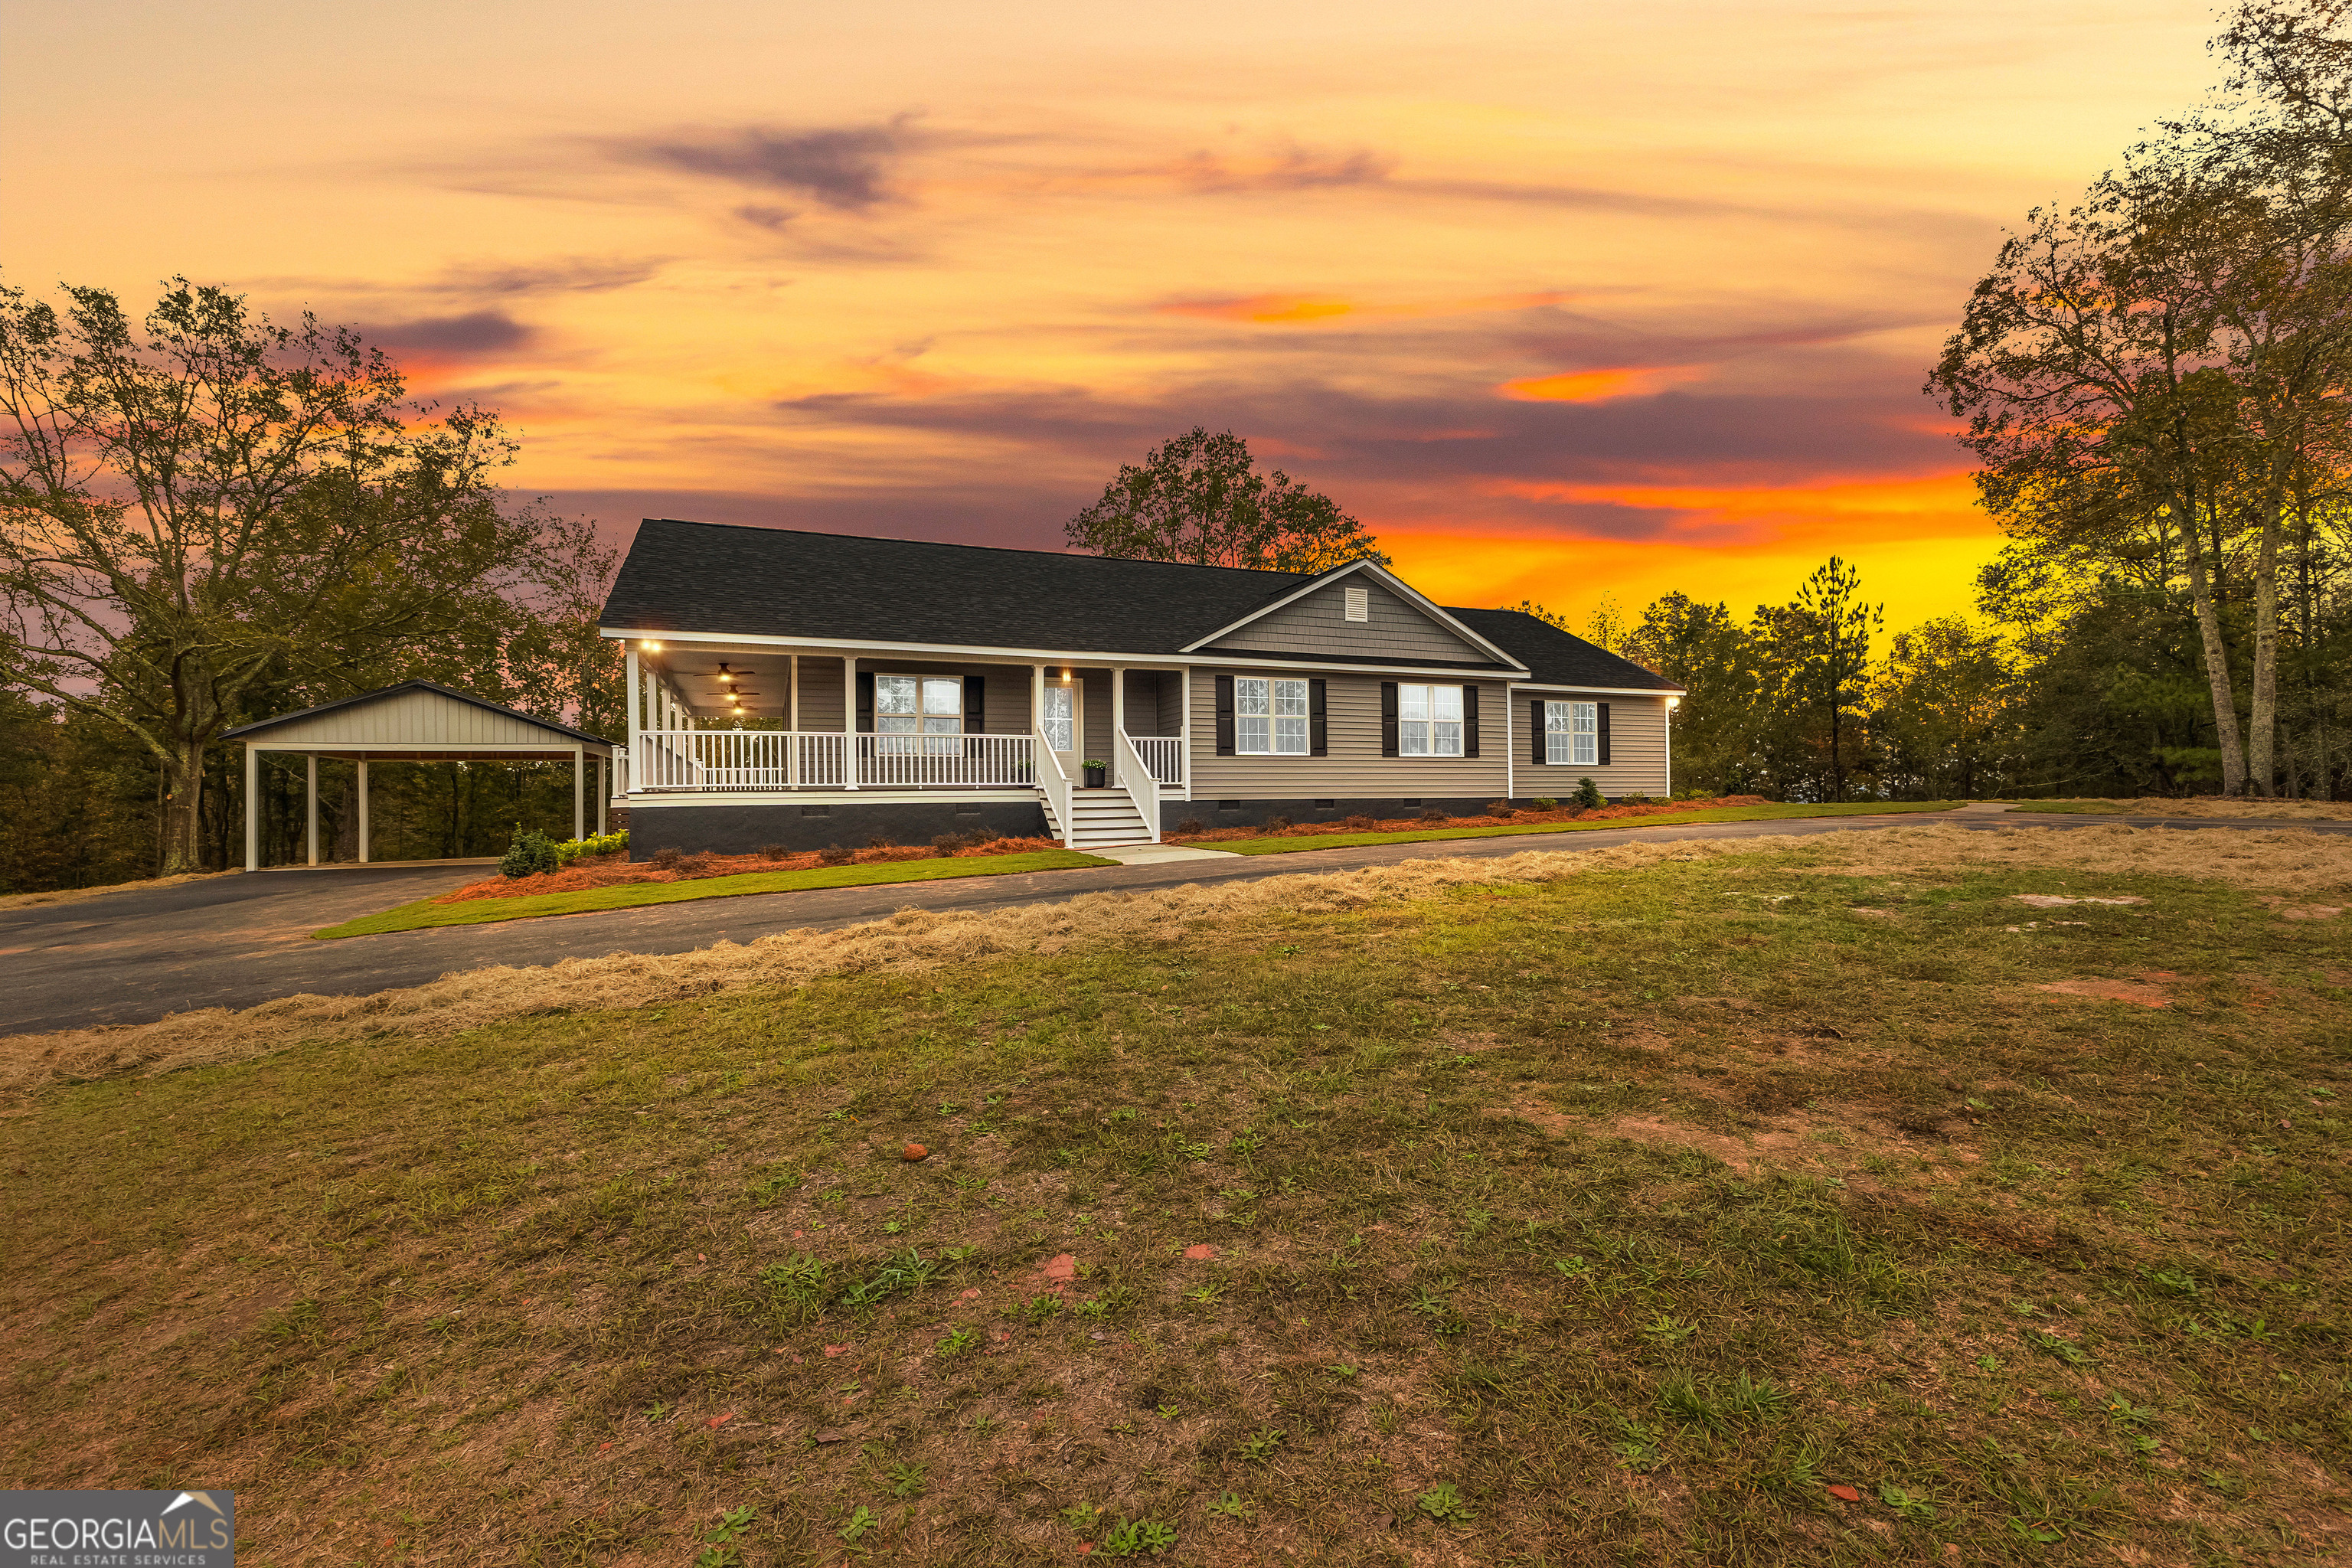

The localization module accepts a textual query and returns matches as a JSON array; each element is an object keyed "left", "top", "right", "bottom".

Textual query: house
[{"left": 599, "top": 519, "right": 1684, "bottom": 853}]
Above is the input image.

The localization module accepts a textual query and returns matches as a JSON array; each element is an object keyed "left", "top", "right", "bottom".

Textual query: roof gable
[{"left": 223, "top": 681, "right": 615, "bottom": 749}]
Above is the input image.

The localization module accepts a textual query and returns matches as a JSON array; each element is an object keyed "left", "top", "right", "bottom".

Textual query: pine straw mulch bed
[
  {"left": 437, "top": 838, "right": 1066, "bottom": 904},
  {"left": 2017, "top": 797, "right": 2352, "bottom": 819},
  {"left": 1165, "top": 794, "right": 1770, "bottom": 844}
]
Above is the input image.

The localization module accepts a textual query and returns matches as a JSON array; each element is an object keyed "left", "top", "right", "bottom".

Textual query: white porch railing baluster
[
  {"left": 621, "top": 730, "right": 1036, "bottom": 792},
  {"left": 1126, "top": 734, "right": 1183, "bottom": 786}
]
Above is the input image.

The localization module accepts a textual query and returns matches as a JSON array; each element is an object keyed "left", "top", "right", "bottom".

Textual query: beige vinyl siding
[
  {"left": 252, "top": 688, "right": 569, "bottom": 748},
  {"left": 799, "top": 659, "right": 1035, "bottom": 733},
  {"left": 1189, "top": 669, "right": 1510, "bottom": 798},
  {"left": 1520, "top": 691, "right": 1672, "bottom": 797},
  {"left": 1122, "top": 671, "right": 1181, "bottom": 737},
  {"left": 1206, "top": 579, "right": 1486, "bottom": 664}
]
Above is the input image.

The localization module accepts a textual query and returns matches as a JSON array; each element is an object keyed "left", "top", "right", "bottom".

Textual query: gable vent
[{"left": 1344, "top": 584, "right": 1370, "bottom": 622}]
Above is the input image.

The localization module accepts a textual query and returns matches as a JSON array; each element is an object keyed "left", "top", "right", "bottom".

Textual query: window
[
  {"left": 1344, "top": 584, "right": 1369, "bottom": 622},
  {"left": 1040, "top": 684, "right": 1073, "bottom": 753},
  {"left": 877, "top": 675, "right": 962, "bottom": 754},
  {"left": 1236, "top": 677, "right": 1308, "bottom": 754},
  {"left": 1546, "top": 701, "right": 1597, "bottom": 766},
  {"left": 1398, "top": 684, "right": 1464, "bottom": 756}
]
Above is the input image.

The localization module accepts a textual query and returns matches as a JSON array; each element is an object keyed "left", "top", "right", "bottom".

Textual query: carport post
[
  {"left": 305, "top": 753, "right": 319, "bottom": 865},
  {"left": 243, "top": 743, "right": 259, "bottom": 872},
  {"left": 358, "top": 760, "right": 371, "bottom": 863},
  {"left": 573, "top": 746, "right": 584, "bottom": 841}
]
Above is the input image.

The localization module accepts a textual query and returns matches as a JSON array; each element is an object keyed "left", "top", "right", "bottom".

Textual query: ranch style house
[{"left": 601, "top": 519, "right": 1684, "bottom": 854}]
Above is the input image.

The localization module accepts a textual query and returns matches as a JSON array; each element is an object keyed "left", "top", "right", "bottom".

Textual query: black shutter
[
  {"left": 1463, "top": 684, "right": 1479, "bottom": 758},
  {"left": 1308, "top": 678, "right": 1328, "bottom": 756},
  {"left": 856, "top": 671, "right": 874, "bottom": 733},
  {"left": 1380, "top": 682, "right": 1399, "bottom": 756},
  {"left": 1215, "top": 675, "right": 1235, "bottom": 756},
  {"left": 1530, "top": 700, "right": 1546, "bottom": 766},
  {"left": 964, "top": 675, "right": 985, "bottom": 733},
  {"left": 1597, "top": 702, "right": 1612, "bottom": 766}
]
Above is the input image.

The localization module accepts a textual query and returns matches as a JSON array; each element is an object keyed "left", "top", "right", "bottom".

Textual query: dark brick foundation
[
  {"left": 1156, "top": 797, "right": 1509, "bottom": 833},
  {"left": 626, "top": 799, "right": 1050, "bottom": 858}
]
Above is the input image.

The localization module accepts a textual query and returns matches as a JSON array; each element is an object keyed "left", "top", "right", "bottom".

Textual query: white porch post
[
  {"left": 844, "top": 655, "right": 858, "bottom": 789},
  {"left": 243, "top": 744, "right": 259, "bottom": 871},
  {"left": 1111, "top": 666, "right": 1125, "bottom": 785},
  {"left": 1179, "top": 667, "right": 1192, "bottom": 792},
  {"left": 305, "top": 753, "right": 319, "bottom": 865},
  {"left": 358, "top": 760, "right": 371, "bottom": 862},
  {"left": 1032, "top": 663, "right": 1044, "bottom": 732},
  {"left": 573, "top": 746, "right": 585, "bottom": 841},
  {"left": 1504, "top": 688, "right": 1514, "bottom": 802},
  {"left": 625, "top": 645, "right": 641, "bottom": 791},
  {"left": 788, "top": 653, "right": 800, "bottom": 730},
  {"left": 596, "top": 756, "right": 608, "bottom": 834}
]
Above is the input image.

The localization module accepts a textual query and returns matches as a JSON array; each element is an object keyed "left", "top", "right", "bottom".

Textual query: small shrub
[
  {"left": 1174, "top": 817, "right": 1206, "bottom": 836},
  {"left": 552, "top": 828, "right": 629, "bottom": 867},
  {"left": 649, "top": 845, "right": 684, "bottom": 871},
  {"left": 931, "top": 831, "right": 965, "bottom": 856},
  {"left": 865, "top": 831, "right": 895, "bottom": 849},
  {"left": 816, "top": 844, "right": 854, "bottom": 866},
  {"left": 1531, "top": 796, "right": 1558, "bottom": 810},
  {"left": 1262, "top": 814, "right": 1291, "bottom": 833},
  {"left": 756, "top": 843, "right": 789, "bottom": 860},
  {"left": 1620, "top": 792, "right": 1652, "bottom": 806},
  {"left": 1573, "top": 776, "right": 1605, "bottom": 809},
  {"left": 1341, "top": 814, "right": 1376, "bottom": 829},
  {"left": 1419, "top": 806, "right": 1449, "bottom": 822},
  {"left": 1485, "top": 799, "right": 1514, "bottom": 817},
  {"left": 498, "top": 828, "right": 560, "bottom": 879}
]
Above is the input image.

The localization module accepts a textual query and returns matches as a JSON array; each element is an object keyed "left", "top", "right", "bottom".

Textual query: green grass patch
[
  {"left": 1207, "top": 799, "right": 1964, "bottom": 854},
  {"left": 312, "top": 848, "right": 1118, "bottom": 938},
  {"left": 11, "top": 840, "right": 2349, "bottom": 1563}
]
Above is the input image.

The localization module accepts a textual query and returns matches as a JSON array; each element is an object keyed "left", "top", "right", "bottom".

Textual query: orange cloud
[
  {"left": 1497, "top": 365, "right": 1704, "bottom": 403},
  {"left": 1158, "top": 289, "right": 1571, "bottom": 325},
  {"left": 1481, "top": 472, "right": 1981, "bottom": 541}
]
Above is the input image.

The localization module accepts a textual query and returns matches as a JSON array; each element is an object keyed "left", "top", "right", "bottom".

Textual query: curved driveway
[{"left": 5, "top": 810, "right": 2344, "bottom": 1036}]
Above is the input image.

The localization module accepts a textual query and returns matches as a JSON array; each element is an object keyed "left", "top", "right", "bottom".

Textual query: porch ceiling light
[{"left": 642, "top": 639, "right": 662, "bottom": 652}]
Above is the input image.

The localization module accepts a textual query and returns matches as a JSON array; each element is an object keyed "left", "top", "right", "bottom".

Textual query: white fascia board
[
  {"left": 599, "top": 626, "right": 1525, "bottom": 680},
  {"left": 1173, "top": 559, "right": 1524, "bottom": 669},
  {"left": 1510, "top": 682, "right": 1687, "bottom": 697}
]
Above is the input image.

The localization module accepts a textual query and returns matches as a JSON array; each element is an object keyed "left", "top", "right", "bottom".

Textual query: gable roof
[
  {"left": 222, "top": 679, "right": 616, "bottom": 748},
  {"left": 1178, "top": 557, "right": 1521, "bottom": 667},
  {"left": 603, "top": 518, "right": 1329, "bottom": 658},
  {"left": 601, "top": 519, "right": 1676, "bottom": 691},
  {"left": 1450, "top": 609, "right": 1683, "bottom": 693}
]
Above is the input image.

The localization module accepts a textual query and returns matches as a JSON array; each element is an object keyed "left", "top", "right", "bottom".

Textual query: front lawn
[
  {"left": 8, "top": 829, "right": 2347, "bottom": 1563},
  {"left": 312, "top": 848, "right": 1117, "bottom": 938},
  {"left": 1205, "top": 799, "right": 1964, "bottom": 854}
]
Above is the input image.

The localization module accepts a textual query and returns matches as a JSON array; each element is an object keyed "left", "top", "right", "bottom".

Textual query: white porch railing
[
  {"left": 1126, "top": 734, "right": 1183, "bottom": 786},
  {"left": 1112, "top": 728, "right": 1161, "bottom": 843},
  {"left": 1034, "top": 730, "right": 1075, "bottom": 846},
  {"left": 630, "top": 730, "right": 1038, "bottom": 792}
]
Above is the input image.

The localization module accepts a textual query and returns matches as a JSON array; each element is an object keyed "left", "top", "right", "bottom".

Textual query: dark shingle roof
[
  {"left": 601, "top": 520, "right": 1677, "bottom": 691},
  {"left": 602, "top": 519, "right": 1318, "bottom": 655},
  {"left": 1450, "top": 609, "right": 1681, "bottom": 692}
]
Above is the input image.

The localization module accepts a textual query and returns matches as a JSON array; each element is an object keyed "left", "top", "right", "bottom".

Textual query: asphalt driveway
[{"left": 5, "top": 810, "right": 2344, "bottom": 1035}]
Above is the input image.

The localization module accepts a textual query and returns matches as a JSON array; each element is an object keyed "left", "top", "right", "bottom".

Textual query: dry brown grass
[
  {"left": 2030, "top": 796, "right": 2352, "bottom": 819},
  {"left": 7, "top": 822, "right": 2347, "bottom": 1099}
]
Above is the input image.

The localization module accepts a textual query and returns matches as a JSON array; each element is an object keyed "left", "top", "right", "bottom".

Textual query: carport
[{"left": 224, "top": 681, "right": 618, "bottom": 871}]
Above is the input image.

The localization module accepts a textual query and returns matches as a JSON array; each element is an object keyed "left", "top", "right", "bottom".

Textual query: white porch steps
[{"left": 1042, "top": 787, "right": 1154, "bottom": 848}]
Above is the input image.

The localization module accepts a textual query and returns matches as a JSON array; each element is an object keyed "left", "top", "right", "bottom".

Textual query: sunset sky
[{"left": 13, "top": 1, "right": 2226, "bottom": 634}]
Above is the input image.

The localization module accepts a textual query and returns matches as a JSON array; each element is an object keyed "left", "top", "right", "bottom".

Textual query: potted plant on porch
[{"left": 1082, "top": 758, "right": 1109, "bottom": 788}]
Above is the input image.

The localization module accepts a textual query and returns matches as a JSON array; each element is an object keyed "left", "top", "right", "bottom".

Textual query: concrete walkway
[{"left": 5, "top": 809, "right": 2345, "bottom": 1037}]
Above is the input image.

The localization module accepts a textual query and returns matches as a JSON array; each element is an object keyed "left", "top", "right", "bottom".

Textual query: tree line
[{"left": 0, "top": 279, "right": 622, "bottom": 890}]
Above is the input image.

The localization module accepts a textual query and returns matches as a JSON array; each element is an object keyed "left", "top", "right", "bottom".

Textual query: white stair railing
[
  {"left": 1034, "top": 731, "right": 1076, "bottom": 847},
  {"left": 1112, "top": 729, "right": 1160, "bottom": 843}
]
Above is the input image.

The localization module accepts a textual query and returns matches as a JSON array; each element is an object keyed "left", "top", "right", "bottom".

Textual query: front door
[{"left": 1042, "top": 680, "right": 1080, "bottom": 779}]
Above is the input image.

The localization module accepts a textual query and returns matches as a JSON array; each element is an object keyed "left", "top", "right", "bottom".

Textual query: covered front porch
[{"left": 619, "top": 641, "right": 1191, "bottom": 846}]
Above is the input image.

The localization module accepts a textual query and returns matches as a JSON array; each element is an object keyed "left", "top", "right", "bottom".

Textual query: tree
[
  {"left": 1869, "top": 616, "right": 2019, "bottom": 798},
  {"left": 1623, "top": 592, "right": 1756, "bottom": 794},
  {"left": 1066, "top": 426, "right": 1388, "bottom": 573},
  {"left": 0, "top": 278, "right": 601, "bottom": 873},
  {"left": 1775, "top": 557, "right": 1883, "bottom": 802}
]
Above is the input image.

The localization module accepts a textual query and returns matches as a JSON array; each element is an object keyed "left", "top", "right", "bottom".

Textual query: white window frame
[
  {"left": 1398, "top": 683, "right": 1464, "bottom": 757},
  {"left": 1545, "top": 700, "right": 1597, "bottom": 766},
  {"left": 1236, "top": 676, "right": 1310, "bottom": 755},
  {"left": 876, "top": 673, "right": 964, "bottom": 755}
]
